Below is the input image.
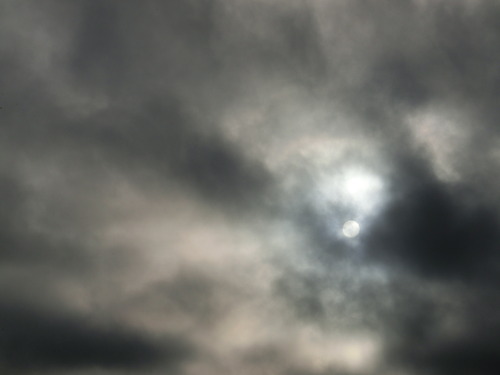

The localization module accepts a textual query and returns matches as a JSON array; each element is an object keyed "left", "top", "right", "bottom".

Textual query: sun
[
  {"left": 273, "top": 135, "right": 388, "bottom": 239},
  {"left": 313, "top": 164, "right": 388, "bottom": 241},
  {"left": 343, "top": 220, "right": 360, "bottom": 238}
]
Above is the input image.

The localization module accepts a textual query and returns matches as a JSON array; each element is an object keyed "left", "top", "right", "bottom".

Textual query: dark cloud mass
[
  {"left": 1, "top": 0, "right": 500, "bottom": 374},
  {"left": 0, "top": 301, "right": 189, "bottom": 371},
  {"left": 365, "top": 155, "right": 500, "bottom": 281}
]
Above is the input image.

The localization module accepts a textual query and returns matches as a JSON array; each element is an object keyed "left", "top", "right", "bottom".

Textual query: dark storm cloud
[
  {"left": 355, "top": 150, "right": 500, "bottom": 374},
  {"left": 378, "top": 280, "right": 500, "bottom": 375},
  {"left": 0, "top": 301, "right": 191, "bottom": 371},
  {"left": 416, "top": 335, "right": 500, "bottom": 375},
  {"left": 364, "top": 154, "right": 500, "bottom": 282},
  {"left": 397, "top": 326, "right": 500, "bottom": 375}
]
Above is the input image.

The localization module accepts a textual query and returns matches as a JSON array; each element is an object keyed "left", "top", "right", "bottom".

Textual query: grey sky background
[{"left": 1, "top": 1, "right": 500, "bottom": 374}]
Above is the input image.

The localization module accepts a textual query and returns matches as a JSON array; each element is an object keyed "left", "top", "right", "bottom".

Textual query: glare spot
[
  {"left": 340, "top": 168, "right": 384, "bottom": 212},
  {"left": 316, "top": 166, "right": 386, "bottom": 219},
  {"left": 343, "top": 220, "right": 360, "bottom": 238}
]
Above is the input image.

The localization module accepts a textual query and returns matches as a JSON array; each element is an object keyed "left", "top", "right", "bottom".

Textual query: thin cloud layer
[{"left": 1, "top": 1, "right": 500, "bottom": 374}]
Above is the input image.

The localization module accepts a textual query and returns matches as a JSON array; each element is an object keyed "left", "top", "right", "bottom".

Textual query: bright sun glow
[
  {"left": 317, "top": 166, "right": 386, "bottom": 218},
  {"left": 340, "top": 168, "right": 384, "bottom": 210}
]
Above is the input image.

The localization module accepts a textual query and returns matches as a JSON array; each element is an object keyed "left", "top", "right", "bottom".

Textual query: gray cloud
[
  {"left": 0, "top": 301, "right": 191, "bottom": 371},
  {"left": 1, "top": 0, "right": 500, "bottom": 374},
  {"left": 364, "top": 154, "right": 500, "bottom": 282}
]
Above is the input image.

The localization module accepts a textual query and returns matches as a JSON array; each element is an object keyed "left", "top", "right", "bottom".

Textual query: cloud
[
  {"left": 364, "top": 154, "right": 500, "bottom": 282},
  {"left": 377, "top": 279, "right": 500, "bottom": 375},
  {"left": 0, "top": 301, "right": 191, "bottom": 371},
  {"left": 2, "top": 0, "right": 500, "bottom": 374}
]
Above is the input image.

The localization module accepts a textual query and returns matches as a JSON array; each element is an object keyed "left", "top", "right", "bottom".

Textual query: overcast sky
[{"left": 1, "top": 1, "right": 500, "bottom": 374}]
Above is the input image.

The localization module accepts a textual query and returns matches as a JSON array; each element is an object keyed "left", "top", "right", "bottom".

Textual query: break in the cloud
[{"left": 1, "top": 0, "right": 500, "bottom": 374}]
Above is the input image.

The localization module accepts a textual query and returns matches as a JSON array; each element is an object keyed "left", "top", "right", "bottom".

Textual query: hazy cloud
[{"left": 1, "top": 0, "right": 500, "bottom": 374}]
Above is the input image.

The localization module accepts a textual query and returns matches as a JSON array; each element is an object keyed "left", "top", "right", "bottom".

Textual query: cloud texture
[{"left": 1, "top": 0, "right": 500, "bottom": 374}]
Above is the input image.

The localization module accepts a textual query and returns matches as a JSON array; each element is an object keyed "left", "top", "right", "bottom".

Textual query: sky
[{"left": 1, "top": 1, "right": 500, "bottom": 374}]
